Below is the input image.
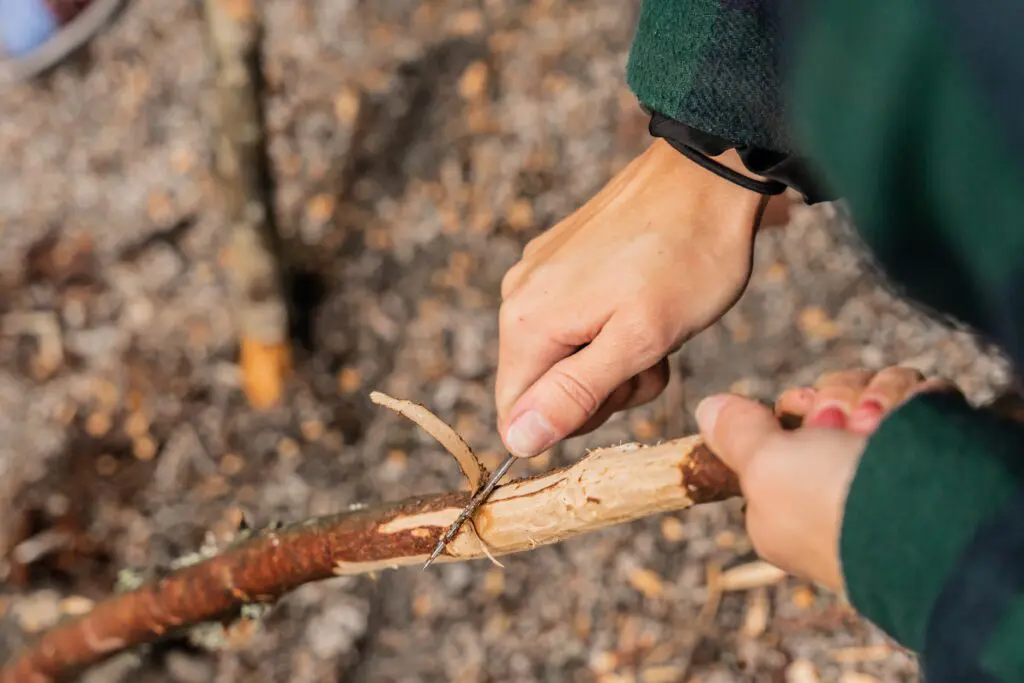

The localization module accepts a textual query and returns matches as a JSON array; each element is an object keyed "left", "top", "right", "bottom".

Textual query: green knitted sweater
[{"left": 627, "top": 1, "right": 1024, "bottom": 680}]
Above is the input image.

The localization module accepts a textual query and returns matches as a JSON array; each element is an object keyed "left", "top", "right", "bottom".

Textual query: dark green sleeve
[
  {"left": 626, "top": 0, "right": 790, "bottom": 152},
  {"left": 785, "top": 0, "right": 1024, "bottom": 357},
  {"left": 841, "top": 392, "right": 1024, "bottom": 681},
  {"left": 625, "top": 0, "right": 833, "bottom": 202}
]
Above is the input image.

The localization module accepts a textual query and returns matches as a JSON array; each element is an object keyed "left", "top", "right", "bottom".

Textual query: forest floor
[{"left": 0, "top": 2, "right": 1012, "bottom": 682}]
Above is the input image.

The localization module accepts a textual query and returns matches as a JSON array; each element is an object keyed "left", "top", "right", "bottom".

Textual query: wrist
[{"left": 648, "top": 138, "right": 770, "bottom": 240}]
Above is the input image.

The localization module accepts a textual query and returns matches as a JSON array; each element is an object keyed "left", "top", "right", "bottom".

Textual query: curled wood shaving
[
  {"left": 369, "top": 391, "right": 488, "bottom": 490},
  {"left": 468, "top": 519, "right": 504, "bottom": 568}
]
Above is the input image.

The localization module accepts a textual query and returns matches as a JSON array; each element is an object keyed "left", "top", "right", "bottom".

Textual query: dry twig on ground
[{"left": 205, "top": 0, "right": 291, "bottom": 410}]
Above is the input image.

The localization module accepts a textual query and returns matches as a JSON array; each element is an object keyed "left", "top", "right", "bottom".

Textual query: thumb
[
  {"left": 503, "top": 320, "right": 659, "bottom": 457},
  {"left": 695, "top": 394, "right": 781, "bottom": 475}
]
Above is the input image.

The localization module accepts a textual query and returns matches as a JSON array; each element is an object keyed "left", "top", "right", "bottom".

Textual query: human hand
[
  {"left": 497, "top": 139, "right": 769, "bottom": 458},
  {"left": 696, "top": 367, "right": 953, "bottom": 593}
]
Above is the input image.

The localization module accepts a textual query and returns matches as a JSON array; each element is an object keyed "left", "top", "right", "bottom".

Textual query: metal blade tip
[{"left": 422, "top": 540, "right": 446, "bottom": 570}]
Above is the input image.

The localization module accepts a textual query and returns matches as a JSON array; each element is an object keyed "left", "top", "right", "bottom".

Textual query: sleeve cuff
[
  {"left": 646, "top": 110, "right": 836, "bottom": 204},
  {"left": 840, "top": 391, "right": 1024, "bottom": 653}
]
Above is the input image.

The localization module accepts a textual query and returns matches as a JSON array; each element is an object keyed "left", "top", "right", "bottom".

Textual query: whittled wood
[{"left": 0, "top": 435, "right": 738, "bottom": 683}]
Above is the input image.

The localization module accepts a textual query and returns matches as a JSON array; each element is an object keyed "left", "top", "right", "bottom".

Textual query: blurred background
[{"left": 0, "top": 1, "right": 1013, "bottom": 681}]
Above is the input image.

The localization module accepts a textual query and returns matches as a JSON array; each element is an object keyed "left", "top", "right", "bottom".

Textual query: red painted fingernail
[
  {"left": 852, "top": 399, "right": 885, "bottom": 421},
  {"left": 848, "top": 399, "right": 885, "bottom": 434},
  {"left": 808, "top": 405, "right": 847, "bottom": 429}
]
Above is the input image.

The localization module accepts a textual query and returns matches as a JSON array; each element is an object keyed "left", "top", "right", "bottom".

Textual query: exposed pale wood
[{"left": 0, "top": 434, "right": 739, "bottom": 683}]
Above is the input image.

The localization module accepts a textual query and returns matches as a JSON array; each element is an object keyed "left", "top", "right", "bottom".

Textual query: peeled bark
[{"left": 0, "top": 434, "right": 739, "bottom": 683}]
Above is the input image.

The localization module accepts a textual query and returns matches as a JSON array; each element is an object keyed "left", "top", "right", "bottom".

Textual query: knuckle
[
  {"left": 498, "top": 296, "right": 527, "bottom": 332},
  {"left": 737, "top": 444, "right": 774, "bottom": 499},
  {"left": 522, "top": 232, "right": 549, "bottom": 258},
  {"left": 878, "top": 365, "right": 925, "bottom": 385},
  {"left": 621, "top": 310, "right": 673, "bottom": 361},
  {"left": 547, "top": 367, "right": 602, "bottom": 418},
  {"left": 500, "top": 263, "right": 524, "bottom": 299}
]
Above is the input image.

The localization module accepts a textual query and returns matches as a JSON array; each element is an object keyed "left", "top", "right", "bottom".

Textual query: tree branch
[{"left": 0, "top": 434, "right": 738, "bottom": 683}]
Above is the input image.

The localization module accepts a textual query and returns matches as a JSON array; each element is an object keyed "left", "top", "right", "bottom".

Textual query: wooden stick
[
  {"left": 204, "top": 0, "right": 292, "bottom": 410},
  {"left": 0, "top": 435, "right": 738, "bottom": 683}
]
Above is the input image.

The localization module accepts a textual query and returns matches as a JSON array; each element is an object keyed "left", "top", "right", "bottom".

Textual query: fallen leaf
[
  {"left": 715, "top": 530, "right": 737, "bottom": 549},
  {"left": 630, "top": 416, "right": 657, "bottom": 440},
  {"left": 458, "top": 61, "right": 489, "bottom": 101},
  {"left": 589, "top": 651, "right": 619, "bottom": 675},
  {"left": 697, "top": 562, "right": 723, "bottom": 627},
  {"left": 831, "top": 645, "right": 892, "bottom": 663},
  {"left": 337, "top": 367, "right": 362, "bottom": 393},
  {"left": 412, "top": 592, "right": 432, "bottom": 617},
  {"left": 277, "top": 437, "right": 300, "bottom": 461},
  {"left": 85, "top": 412, "right": 112, "bottom": 438},
  {"left": 719, "top": 561, "right": 787, "bottom": 591},
  {"left": 741, "top": 587, "right": 770, "bottom": 638},
  {"left": 305, "top": 193, "right": 336, "bottom": 225},
  {"left": 839, "top": 674, "right": 881, "bottom": 683},
  {"left": 786, "top": 659, "right": 820, "bottom": 683},
  {"left": 240, "top": 337, "right": 292, "bottom": 410},
  {"left": 447, "top": 9, "right": 484, "bottom": 36},
  {"left": 598, "top": 674, "right": 635, "bottom": 683},
  {"left": 132, "top": 436, "right": 157, "bottom": 462},
  {"left": 791, "top": 584, "right": 817, "bottom": 609},
  {"left": 627, "top": 568, "right": 665, "bottom": 599},
  {"left": 92, "top": 378, "right": 118, "bottom": 411},
  {"left": 799, "top": 306, "right": 839, "bottom": 341},
  {"left": 333, "top": 88, "right": 362, "bottom": 124},
  {"left": 300, "top": 420, "right": 325, "bottom": 442},
  {"left": 506, "top": 198, "right": 534, "bottom": 231},
  {"left": 639, "top": 666, "right": 685, "bottom": 683},
  {"left": 223, "top": 0, "right": 253, "bottom": 22},
  {"left": 124, "top": 411, "right": 150, "bottom": 439},
  {"left": 660, "top": 517, "right": 686, "bottom": 543}
]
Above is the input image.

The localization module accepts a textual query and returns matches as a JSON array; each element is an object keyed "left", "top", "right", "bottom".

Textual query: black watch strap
[{"left": 647, "top": 110, "right": 835, "bottom": 204}]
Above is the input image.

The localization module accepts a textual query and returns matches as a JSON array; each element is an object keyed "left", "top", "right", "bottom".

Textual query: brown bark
[
  {"left": 0, "top": 435, "right": 739, "bottom": 683},
  {"left": 205, "top": 0, "right": 292, "bottom": 410}
]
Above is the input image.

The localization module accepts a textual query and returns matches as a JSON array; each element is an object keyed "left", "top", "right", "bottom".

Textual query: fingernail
[
  {"left": 849, "top": 399, "right": 885, "bottom": 433},
  {"left": 505, "top": 410, "right": 557, "bottom": 458},
  {"left": 808, "top": 405, "right": 847, "bottom": 429},
  {"left": 853, "top": 399, "right": 885, "bottom": 420},
  {"left": 696, "top": 395, "right": 729, "bottom": 435}
]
